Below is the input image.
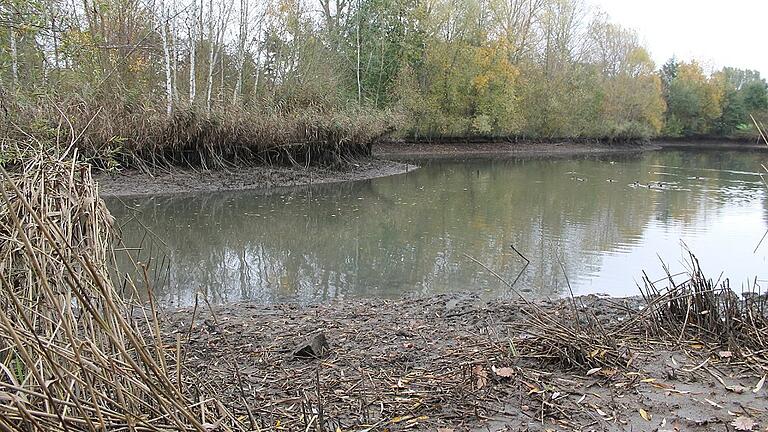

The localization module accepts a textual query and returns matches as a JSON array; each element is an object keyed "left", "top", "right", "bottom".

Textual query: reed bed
[
  {"left": 639, "top": 254, "right": 768, "bottom": 372},
  {"left": 1, "top": 97, "right": 399, "bottom": 172},
  {"left": 0, "top": 145, "right": 244, "bottom": 431}
]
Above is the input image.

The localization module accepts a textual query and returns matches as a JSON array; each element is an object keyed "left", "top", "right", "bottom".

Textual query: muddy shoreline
[
  {"left": 376, "top": 139, "right": 768, "bottom": 159},
  {"left": 98, "top": 140, "right": 768, "bottom": 197},
  {"left": 376, "top": 140, "right": 656, "bottom": 159},
  {"left": 97, "top": 158, "right": 416, "bottom": 197},
  {"left": 161, "top": 292, "right": 768, "bottom": 431}
]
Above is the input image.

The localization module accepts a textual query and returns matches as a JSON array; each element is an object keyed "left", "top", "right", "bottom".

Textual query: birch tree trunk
[
  {"left": 9, "top": 18, "right": 19, "bottom": 89},
  {"left": 206, "top": 0, "right": 215, "bottom": 112},
  {"left": 160, "top": 2, "right": 173, "bottom": 115},
  {"left": 233, "top": 0, "right": 247, "bottom": 105},
  {"left": 355, "top": 15, "right": 361, "bottom": 104},
  {"left": 172, "top": 3, "right": 179, "bottom": 102},
  {"left": 189, "top": 4, "right": 197, "bottom": 104}
]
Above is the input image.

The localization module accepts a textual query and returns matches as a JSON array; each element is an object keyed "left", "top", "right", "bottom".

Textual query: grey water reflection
[{"left": 107, "top": 149, "right": 768, "bottom": 306}]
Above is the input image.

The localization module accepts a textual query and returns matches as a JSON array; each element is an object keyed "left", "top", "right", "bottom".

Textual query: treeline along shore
[{"left": 3, "top": 0, "right": 768, "bottom": 173}]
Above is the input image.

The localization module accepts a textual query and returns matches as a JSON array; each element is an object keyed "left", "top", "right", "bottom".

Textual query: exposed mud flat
[
  {"left": 159, "top": 293, "right": 768, "bottom": 431},
  {"left": 376, "top": 139, "right": 767, "bottom": 160},
  {"left": 97, "top": 158, "right": 416, "bottom": 197},
  {"left": 98, "top": 140, "right": 768, "bottom": 197},
  {"left": 98, "top": 140, "right": 645, "bottom": 198},
  {"left": 375, "top": 141, "right": 656, "bottom": 159}
]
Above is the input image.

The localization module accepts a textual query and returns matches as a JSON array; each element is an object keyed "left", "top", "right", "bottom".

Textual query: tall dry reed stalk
[{"left": 0, "top": 142, "right": 244, "bottom": 430}]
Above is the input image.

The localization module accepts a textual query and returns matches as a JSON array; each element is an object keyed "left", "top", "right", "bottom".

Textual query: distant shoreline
[
  {"left": 98, "top": 139, "right": 767, "bottom": 197},
  {"left": 376, "top": 138, "right": 768, "bottom": 158}
]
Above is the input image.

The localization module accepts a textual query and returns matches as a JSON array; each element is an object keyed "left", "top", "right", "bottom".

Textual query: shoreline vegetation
[
  {"left": 4, "top": 0, "right": 768, "bottom": 177},
  {"left": 97, "top": 139, "right": 767, "bottom": 197},
  {"left": 3, "top": 150, "right": 768, "bottom": 430}
]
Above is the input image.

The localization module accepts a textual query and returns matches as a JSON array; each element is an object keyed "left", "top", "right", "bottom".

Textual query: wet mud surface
[
  {"left": 158, "top": 294, "right": 768, "bottom": 431},
  {"left": 97, "top": 159, "right": 415, "bottom": 197}
]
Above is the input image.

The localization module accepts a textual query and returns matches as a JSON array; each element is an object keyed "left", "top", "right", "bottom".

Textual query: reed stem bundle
[{"left": 0, "top": 145, "right": 242, "bottom": 431}]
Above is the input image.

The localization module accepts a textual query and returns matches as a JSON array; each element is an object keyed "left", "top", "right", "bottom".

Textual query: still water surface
[{"left": 108, "top": 149, "right": 768, "bottom": 306}]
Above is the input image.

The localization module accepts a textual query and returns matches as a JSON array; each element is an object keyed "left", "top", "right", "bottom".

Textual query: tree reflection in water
[{"left": 107, "top": 149, "right": 768, "bottom": 306}]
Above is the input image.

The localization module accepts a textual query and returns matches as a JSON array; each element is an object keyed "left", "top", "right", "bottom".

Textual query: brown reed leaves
[
  {"left": 0, "top": 146, "right": 245, "bottom": 431},
  {"left": 639, "top": 253, "right": 768, "bottom": 372}
]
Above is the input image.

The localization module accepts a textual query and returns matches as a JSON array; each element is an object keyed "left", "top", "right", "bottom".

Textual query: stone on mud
[{"left": 293, "top": 332, "right": 330, "bottom": 359}]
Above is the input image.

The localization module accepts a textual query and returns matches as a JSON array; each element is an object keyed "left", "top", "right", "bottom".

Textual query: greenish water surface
[{"left": 108, "top": 149, "right": 768, "bottom": 306}]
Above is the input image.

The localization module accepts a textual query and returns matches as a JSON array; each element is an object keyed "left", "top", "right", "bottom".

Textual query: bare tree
[
  {"left": 160, "top": 0, "right": 174, "bottom": 115},
  {"left": 489, "top": 0, "right": 546, "bottom": 63},
  {"left": 233, "top": 0, "right": 248, "bottom": 104},
  {"left": 206, "top": 0, "right": 216, "bottom": 111},
  {"left": 355, "top": 3, "right": 361, "bottom": 104},
  {"left": 8, "top": 6, "right": 18, "bottom": 89},
  {"left": 188, "top": 0, "right": 197, "bottom": 104},
  {"left": 172, "top": 2, "right": 179, "bottom": 102},
  {"left": 205, "top": 0, "right": 234, "bottom": 112}
]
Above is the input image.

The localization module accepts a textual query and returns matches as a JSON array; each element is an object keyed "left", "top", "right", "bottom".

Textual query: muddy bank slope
[
  {"left": 161, "top": 292, "right": 768, "bottom": 431},
  {"left": 97, "top": 158, "right": 415, "bottom": 197}
]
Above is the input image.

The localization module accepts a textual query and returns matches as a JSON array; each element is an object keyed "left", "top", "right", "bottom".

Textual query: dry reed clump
[
  {"left": 0, "top": 146, "right": 244, "bottom": 431},
  {"left": 1, "top": 96, "right": 400, "bottom": 171},
  {"left": 639, "top": 254, "right": 768, "bottom": 372},
  {"left": 511, "top": 255, "right": 768, "bottom": 374},
  {"left": 514, "top": 314, "right": 627, "bottom": 372}
]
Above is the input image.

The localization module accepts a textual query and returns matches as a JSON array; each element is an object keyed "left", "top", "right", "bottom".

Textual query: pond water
[{"left": 108, "top": 149, "right": 768, "bottom": 306}]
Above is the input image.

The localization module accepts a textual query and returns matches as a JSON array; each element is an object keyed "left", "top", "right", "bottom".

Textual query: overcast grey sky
[{"left": 590, "top": 0, "right": 768, "bottom": 76}]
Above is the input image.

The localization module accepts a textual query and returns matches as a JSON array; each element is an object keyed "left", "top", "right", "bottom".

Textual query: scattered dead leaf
[
  {"left": 732, "top": 416, "right": 756, "bottom": 431},
  {"left": 639, "top": 408, "right": 652, "bottom": 422},
  {"left": 492, "top": 366, "right": 515, "bottom": 378},
  {"left": 754, "top": 375, "right": 766, "bottom": 394},
  {"left": 727, "top": 385, "right": 749, "bottom": 394},
  {"left": 587, "top": 367, "right": 602, "bottom": 376},
  {"left": 202, "top": 423, "right": 220, "bottom": 432},
  {"left": 472, "top": 365, "right": 488, "bottom": 389}
]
